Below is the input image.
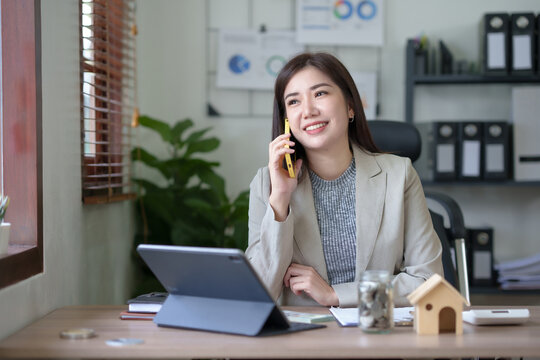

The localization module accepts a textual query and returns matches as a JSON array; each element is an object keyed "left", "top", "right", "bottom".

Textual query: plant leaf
[
  {"left": 132, "top": 178, "right": 162, "bottom": 194},
  {"left": 198, "top": 167, "right": 227, "bottom": 203},
  {"left": 184, "top": 127, "right": 211, "bottom": 145},
  {"left": 132, "top": 147, "right": 171, "bottom": 179},
  {"left": 185, "top": 138, "right": 220, "bottom": 157},
  {"left": 170, "top": 119, "right": 194, "bottom": 147},
  {"left": 171, "top": 219, "right": 219, "bottom": 247},
  {"left": 138, "top": 115, "right": 172, "bottom": 143}
]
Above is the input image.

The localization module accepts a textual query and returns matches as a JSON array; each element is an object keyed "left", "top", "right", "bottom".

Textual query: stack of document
[
  {"left": 330, "top": 306, "right": 415, "bottom": 327},
  {"left": 495, "top": 252, "right": 540, "bottom": 290}
]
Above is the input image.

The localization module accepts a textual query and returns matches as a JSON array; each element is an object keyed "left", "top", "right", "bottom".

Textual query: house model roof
[{"left": 407, "top": 273, "right": 470, "bottom": 306}]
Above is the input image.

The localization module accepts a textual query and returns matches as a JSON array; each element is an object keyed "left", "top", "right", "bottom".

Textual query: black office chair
[{"left": 367, "top": 120, "right": 470, "bottom": 303}]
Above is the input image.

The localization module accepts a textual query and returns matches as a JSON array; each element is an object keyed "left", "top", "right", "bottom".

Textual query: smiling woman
[{"left": 245, "top": 52, "right": 444, "bottom": 309}]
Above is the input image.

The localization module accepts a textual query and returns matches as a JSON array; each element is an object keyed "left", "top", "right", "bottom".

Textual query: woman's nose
[{"left": 302, "top": 98, "right": 318, "bottom": 118}]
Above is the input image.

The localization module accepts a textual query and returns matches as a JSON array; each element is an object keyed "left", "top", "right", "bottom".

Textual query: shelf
[
  {"left": 471, "top": 286, "right": 540, "bottom": 295},
  {"left": 421, "top": 180, "right": 540, "bottom": 187},
  {"left": 404, "top": 39, "right": 540, "bottom": 123},
  {"left": 412, "top": 74, "right": 540, "bottom": 85}
]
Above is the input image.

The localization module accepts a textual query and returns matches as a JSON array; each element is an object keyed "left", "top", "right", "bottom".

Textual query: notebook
[{"left": 136, "top": 244, "right": 326, "bottom": 336}]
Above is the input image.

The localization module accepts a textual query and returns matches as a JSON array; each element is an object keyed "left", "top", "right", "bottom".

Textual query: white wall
[
  {"left": 0, "top": 1, "right": 135, "bottom": 340},
  {"left": 136, "top": 0, "right": 540, "bottom": 265}
]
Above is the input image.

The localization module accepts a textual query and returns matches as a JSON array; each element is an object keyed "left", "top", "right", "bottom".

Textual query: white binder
[{"left": 512, "top": 87, "right": 540, "bottom": 181}]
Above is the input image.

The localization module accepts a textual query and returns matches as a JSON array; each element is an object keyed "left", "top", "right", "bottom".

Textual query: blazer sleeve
[
  {"left": 392, "top": 159, "right": 443, "bottom": 306},
  {"left": 245, "top": 168, "right": 294, "bottom": 301}
]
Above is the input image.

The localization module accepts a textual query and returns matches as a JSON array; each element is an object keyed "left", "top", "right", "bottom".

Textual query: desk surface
[{"left": 1, "top": 305, "right": 540, "bottom": 359}]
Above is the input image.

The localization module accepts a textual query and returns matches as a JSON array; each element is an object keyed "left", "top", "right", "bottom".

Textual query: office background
[{"left": 1, "top": 0, "right": 540, "bottom": 341}]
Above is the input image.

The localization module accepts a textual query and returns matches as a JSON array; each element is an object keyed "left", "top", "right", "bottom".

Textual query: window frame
[{"left": 0, "top": 0, "right": 43, "bottom": 289}]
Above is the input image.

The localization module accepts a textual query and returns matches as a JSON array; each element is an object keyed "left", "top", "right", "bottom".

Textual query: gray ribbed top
[{"left": 309, "top": 160, "right": 356, "bottom": 285}]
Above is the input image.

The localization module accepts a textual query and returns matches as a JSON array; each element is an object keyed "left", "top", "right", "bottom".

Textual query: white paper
[
  {"left": 473, "top": 251, "right": 492, "bottom": 279},
  {"left": 461, "top": 140, "right": 480, "bottom": 177},
  {"left": 495, "top": 251, "right": 540, "bottom": 272},
  {"left": 487, "top": 32, "right": 505, "bottom": 69},
  {"left": 216, "top": 29, "right": 304, "bottom": 89},
  {"left": 436, "top": 144, "right": 455, "bottom": 172},
  {"left": 512, "top": 34, "right": 532, "bottom": 70},
  {"left": 351, "top": 72, "right": 377, "bottom": 120},
  {"left": 486, "top": 144, "right": 504, "bottom": 172},
  {"left": 296, "top": 0, "right": 384, "bottom": 46},
  {"left": 330, "top": 306, "right": 414, "bottom": 326}
]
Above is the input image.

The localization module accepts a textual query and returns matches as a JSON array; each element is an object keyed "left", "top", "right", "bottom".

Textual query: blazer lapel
[
  {"left": 353, "top": 147, "right": 387, "bottom": 275},
  {"left": 290, "top": 173, "right": 329, "bottom": 281}
]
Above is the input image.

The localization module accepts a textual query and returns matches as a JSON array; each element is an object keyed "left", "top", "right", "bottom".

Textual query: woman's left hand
[{"left": 283, "top": 263, "right": 339, "bottom": 306}]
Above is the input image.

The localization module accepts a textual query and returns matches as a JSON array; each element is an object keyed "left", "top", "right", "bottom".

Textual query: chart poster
[
  {"left": 216, "top": 29, "right": 304, "bottom": 89},
  {"left": 297, "top": 0, "right": 383, "bottom": 46},
  {"left": 351, "top": 71, "right": 377, "bottom": 120}
]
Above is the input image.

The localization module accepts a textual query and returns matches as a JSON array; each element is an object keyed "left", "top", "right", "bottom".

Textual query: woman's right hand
[{"left": 268, "top": 133, "right": 303, "bottom": 222}]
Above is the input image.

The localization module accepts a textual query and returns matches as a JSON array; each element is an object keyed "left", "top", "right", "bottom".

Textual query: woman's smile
[{"left": 304, "top": 121, "right": 329, "bottom": 133}]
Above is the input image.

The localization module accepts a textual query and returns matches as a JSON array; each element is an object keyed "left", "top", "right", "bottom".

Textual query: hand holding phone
[{"left": 284, "top": 118, "right": 296, "bottom": 178}]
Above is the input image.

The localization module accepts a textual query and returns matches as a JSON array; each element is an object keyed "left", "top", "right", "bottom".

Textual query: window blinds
[{"left": 80, "top": 0, "right": 137, "bottom": 204}]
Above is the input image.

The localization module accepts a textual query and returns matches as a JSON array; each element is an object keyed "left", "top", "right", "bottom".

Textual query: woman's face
[{"left": 283, "top": 66, "right": 353, "bottom": 155}]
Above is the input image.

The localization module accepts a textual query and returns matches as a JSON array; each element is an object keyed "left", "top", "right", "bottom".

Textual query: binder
[
  {"left": 512, "top": 87, "right": 540, "bottom": 181},
  {"left": 481, "top": 13, "right": 510, "bottom": 75},
  {"left": 510, "top": 13, "right": 536, "bottom": 75},
  {"left": 433, "top": 122, "right": 458, "bottom": 181},
  {"left": 439, "top": 40, "right": 453, "bottom": 74},
  {"left": 537, "top": 14, "right": 540, "bottom": 74},
  {"left": 414, "top": 122, "right": 434, "bottom": 182},
  {"left": 468, "top": 228, "right": 495, "bottom": 287},
  {"left": 458, "top": 122, "right": 483, "bottom": 181},
  {"left": 483, "top": 122, "right": 511, "bottom": 181}
]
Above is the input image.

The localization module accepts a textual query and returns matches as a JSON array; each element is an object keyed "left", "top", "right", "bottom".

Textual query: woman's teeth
[{"left": 306, "top": 123, "right": 327, "bottom": 131}]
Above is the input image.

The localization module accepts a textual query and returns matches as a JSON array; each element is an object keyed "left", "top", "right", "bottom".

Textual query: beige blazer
[{"left": 246, "top": 146, "right": 443, "bottom": 307}]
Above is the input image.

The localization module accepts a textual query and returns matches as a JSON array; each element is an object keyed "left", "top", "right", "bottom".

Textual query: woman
[{"left": 246, "top": 52, "right": 442, "bottom": 308}]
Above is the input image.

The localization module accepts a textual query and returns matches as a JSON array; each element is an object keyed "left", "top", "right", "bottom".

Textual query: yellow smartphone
[{"left": 283, "top": 118, "right": 296, "bottom": 178}]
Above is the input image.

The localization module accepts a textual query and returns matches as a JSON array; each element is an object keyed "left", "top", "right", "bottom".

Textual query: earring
[{"left": 349, "top": 117, "right": 354, "bottom": 123}]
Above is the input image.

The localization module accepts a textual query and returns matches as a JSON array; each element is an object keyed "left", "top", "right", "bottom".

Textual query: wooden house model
[{"left": 407, "top": 273, "right": 470, "bottom": 335}]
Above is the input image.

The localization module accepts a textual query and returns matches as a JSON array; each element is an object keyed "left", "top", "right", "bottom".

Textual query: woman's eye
[
  {"left": 315, "top": 91, "right": 327, "bottom": 97},
  {"left": 287, "top": 99, "right": 298, "bottom": 106}
]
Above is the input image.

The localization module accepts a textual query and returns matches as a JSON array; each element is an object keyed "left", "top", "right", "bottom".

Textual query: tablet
[
  {"left": 136, "top": 244, "right": 325, "bottom": 336},
  {"left": 462, "top": 309, "right": 530, "bottom": 325}
]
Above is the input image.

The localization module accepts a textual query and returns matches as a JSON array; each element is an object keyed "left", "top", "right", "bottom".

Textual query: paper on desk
[{"left": 330, "top": 306, "right": 414, "bottom": 327}]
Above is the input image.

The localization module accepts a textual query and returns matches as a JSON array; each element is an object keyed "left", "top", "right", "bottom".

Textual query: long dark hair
[{"left": 272, "top": 52, "right": 380, "bottom": 162}]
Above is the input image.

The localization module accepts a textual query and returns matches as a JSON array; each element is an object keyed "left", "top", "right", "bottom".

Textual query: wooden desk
[{"left": 1, "top": 305, "right": 540, "bottom": 359}]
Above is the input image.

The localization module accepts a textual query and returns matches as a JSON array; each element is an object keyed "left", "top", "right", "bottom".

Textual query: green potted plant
[
  {"left": 0, "top": 194, "right": 10, "bottom": 255},
  {"left": 131, "top": 115, "right": 249, "bottom": 294}
]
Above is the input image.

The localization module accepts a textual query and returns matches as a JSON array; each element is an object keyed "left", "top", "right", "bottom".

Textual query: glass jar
[{"left": 358, "top": 270, "right": 394, "bottom": 333}]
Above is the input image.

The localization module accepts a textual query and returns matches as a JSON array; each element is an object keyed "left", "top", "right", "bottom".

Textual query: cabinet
[
  {"left": 404, "top": 40, "right": 540, "bottom": 299},
  {"left": 404, "top": 39, "right": 540, "bottom": 186}
]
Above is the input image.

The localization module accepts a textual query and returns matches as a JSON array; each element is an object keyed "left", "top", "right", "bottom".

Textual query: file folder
[
  {"left": 512, "top": 87, "right": 540, "bottom": 181},
  {"left": 481, "top": 13, "right": 510, "bottom": 75},
  {"left": 510, "top": 13, "right": 536, "bottom": 75},
  {"left": 137, "top": 244, "right": 325, "bottom": 336},
  {"left": 439, "top": 40, "right": 453, "bottom": 74},
  {"left": 414, "top": 122, "right": 434, "bottom": 182},
  {"left": 458, "top": 122, "right": 483, "bottom": 181},
  {"left": 537, "top": 14, "right": 540, "bottom": 74},
  {"left": 483, "top": 122, "right": 511, "bottom": 181},
  {"left": 433, "top": 122, "right": 458, "bottom": 181},
  {"left": 468, "top": 228, "right": 495, "bottom": 287}
]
